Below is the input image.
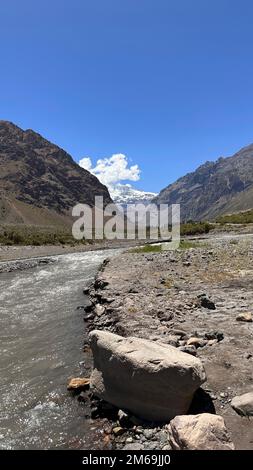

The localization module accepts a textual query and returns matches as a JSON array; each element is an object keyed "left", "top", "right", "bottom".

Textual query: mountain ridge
[
  {"left": 0, "top": 121, "right": 112, "bottom": 225},
  {"left": 153, "top": 143, "right": 253, "bottom": 221}
]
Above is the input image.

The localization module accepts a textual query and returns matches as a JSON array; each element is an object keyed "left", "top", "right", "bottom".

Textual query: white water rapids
[{"left": 0, "top": 249, "right": 118, "bottom": 449}]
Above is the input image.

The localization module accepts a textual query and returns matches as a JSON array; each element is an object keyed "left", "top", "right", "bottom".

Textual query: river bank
[
  {"left": 0, "top": 239, "right": 145, "bottom": 273},
  {"left": 84, "top": 233, "right": 253, "bottom": 450},
  {"left": 0, "top": 239, "right": 141, "bottom": 263},
  {"left": 1, "top": 222, "right": 252, "bottom": 265}
]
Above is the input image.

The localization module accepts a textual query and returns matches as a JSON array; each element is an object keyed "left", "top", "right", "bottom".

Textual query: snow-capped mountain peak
[{"left": 108, "top": 183, "right": 158, "bottom": 205}]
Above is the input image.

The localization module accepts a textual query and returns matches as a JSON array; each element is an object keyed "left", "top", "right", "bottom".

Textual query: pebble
[
  {"left": 113, "top": 427, "right": 124, "bottom": 436},
  {"left": 143, "top": 429, "right": 155, "bottom": 439},
  {"left": 118, "top": 409, "right": 129, "bottom": 426},
  {"left": 236, "top": 312, "right": 252, "bottom": 322},
  {"left": 67, "top": 377, "right": 90, "bottom": 391},
  {"left": 123, "top": 443, "right": 144, "bottom": 450}
]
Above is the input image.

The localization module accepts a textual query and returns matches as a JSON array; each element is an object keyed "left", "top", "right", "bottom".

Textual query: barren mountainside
[
  {"left": 154, "top": 144, "right": 253, "bottom": 221},
  {"left": 0, "top": 121, "right": 112, "bottom": 225}
]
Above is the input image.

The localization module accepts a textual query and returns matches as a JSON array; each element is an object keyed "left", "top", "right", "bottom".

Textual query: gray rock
[
  {"left": 144, "top": 441, "right": 160, "bottom": 450},
  {"left": 178, "top": 345, "right": 197, "bottom": 356},
  {"left": 231, "top": 391, "right": 253, "bottom": 416},
  {"left": 112, "top": 426, "right": 124, "bottom": 436},
  {"left": 204, "top": 331, "right": 224, "bottom": 342},
  {"left": 118, "top": 409, "right": 130, "bottom": 426},
  {"left": 198, "top": 294, "right": 216, "bottom": 310},
  {"left": 168, "top": 413, "right": 235, "bottom": 450},
  {"left": 89, "top": 330, "right": 206, "bottom": 421},
  {"left": 187, "top": 337, "right": 208, "bottom": 348},
  {"left": 143, "top": 429, "right": 155, "bottom": 439},
  {"left": 123, "top": 443, "right": 144, "bottom": 450},
  {"left": 172, "top": 329, "right": 187, "bottom": 338},
  {"left": 236, "top": 312, "right": 252, "bottom": 322},
  {"left": 158, "top": 431, "right": 168, "bottom": 444},
  {"left": 95, "top": 304, "right": 105, "bottom": 316}
]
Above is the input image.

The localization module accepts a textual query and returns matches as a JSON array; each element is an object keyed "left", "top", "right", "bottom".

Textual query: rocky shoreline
[
  {"left": 0, "top": 239, "right": 148, "bottom": 264},
  {"left": 0, "top": 256, "right": 55, "bottom": 273},
  {"left": 78, "top": 234, "right": 253, "bottom": 450}
]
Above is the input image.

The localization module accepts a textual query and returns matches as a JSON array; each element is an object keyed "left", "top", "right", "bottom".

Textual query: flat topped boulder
[
  {"left": 89, "top": 330, "right": 206, "bottom": 421},
  {"left": 168, "top": 413, "right": 235, "bottom": 450}
]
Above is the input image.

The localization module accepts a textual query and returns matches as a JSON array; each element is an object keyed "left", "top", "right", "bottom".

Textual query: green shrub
[{"left": 180, "top": 221, "right": 213, "bottom": 236}]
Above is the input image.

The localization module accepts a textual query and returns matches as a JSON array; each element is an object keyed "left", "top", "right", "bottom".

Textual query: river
[{"left": 0, "top": 249, "right": 118, "bottom": 449}]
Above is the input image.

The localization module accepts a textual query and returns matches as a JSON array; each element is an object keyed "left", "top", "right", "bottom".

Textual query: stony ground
[{"left": 86, "top": 234, "right": 253, "bottom": 450}]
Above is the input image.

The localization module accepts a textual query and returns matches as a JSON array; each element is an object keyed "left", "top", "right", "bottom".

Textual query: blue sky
[{"left": 1, "top": 0, "right": 253, "bottom": 192}]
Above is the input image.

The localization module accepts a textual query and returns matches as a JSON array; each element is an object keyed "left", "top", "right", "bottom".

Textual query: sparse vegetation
[
  {"left": 179, "top": 240, "right": 206, "bottom": 249},
  {"left": 0, "top": 224, "right": 89, "bottom": 246},
  {"left": 180, "top": 221, "right": 214, "bottom": 236},
  {"left": 130, "top": 239, "right": 206, "bottom": 253},
  {"left": 216, "top": 209, "right": 253, "bottom": 224},
  {"left": 129, "top": 244, "right": 162, "bottom": 253}
]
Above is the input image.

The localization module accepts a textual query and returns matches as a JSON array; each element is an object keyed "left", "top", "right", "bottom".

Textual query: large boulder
[
  {"left": 231, "top": 391, "right": 253, "bottom": 416},
  {"left": 89, "top": 330, "right": 206, "bottom": 421},
  {"left": 168, "top": 413, "right": 235, "bottom": 450}
]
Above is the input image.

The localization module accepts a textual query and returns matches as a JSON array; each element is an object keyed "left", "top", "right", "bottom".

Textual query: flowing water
[{"left": 0, "top": 249, "right": 118, "bottom": 449}]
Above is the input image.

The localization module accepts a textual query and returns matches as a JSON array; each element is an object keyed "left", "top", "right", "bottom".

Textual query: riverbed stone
[
  {"left": 112, "top": 426, "right": 124, "bottom": 436},
  {"left": 236, "top": 312, "right": 252, "bottom": 322},
  {"left": 178, "top": 345, "right": 197, "bottom": 356},
  {"left": 95, "top": 304, "right": 105, "bottom": 316},
  {"left": 198, "top": 294, "right": 216, "bottom": 310},
  {"left": 168, "top": 413, "right": 235, "bottom": 450},
  {"left": 67, "top": 377, "right": 90, "bottom": 391},
  {"left": 187, "top": 337, "right": 207, "bottom": 348},
  {"left": 118, "top": 409, "right": 130, "bottom": 427},
  {"left": 231, "top": 391, "right": 253, "bottom": 416},
  {"left": 89, "top": 330, "right": 206, "bottom": 421},
  {"left": 122, "top": 443, "right": 144, "bottom": 450}
]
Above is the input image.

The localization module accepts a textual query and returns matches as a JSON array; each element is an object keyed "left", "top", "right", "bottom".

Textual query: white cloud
[
  {"left": 79, "top": 153, "right": 141, "bottom": 187},
  {"left": 79, "top": 157, "right": 92, "bottom": 172}
]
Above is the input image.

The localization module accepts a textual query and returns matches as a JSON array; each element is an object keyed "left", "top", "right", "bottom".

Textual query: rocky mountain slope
[
  {"left": 0, "top": 121, "right": 112, "bottom": 225},
  {"left": 154, "top": 144, "right": 253, "bottom": 221}
]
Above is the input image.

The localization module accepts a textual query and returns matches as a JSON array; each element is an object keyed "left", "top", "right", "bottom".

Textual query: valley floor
[
  {"left": 88, "top": 233, "right": 253, "bottom": 450},
  {"left": 0, "top": 239, "right": 142, "bottom": 263}
]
